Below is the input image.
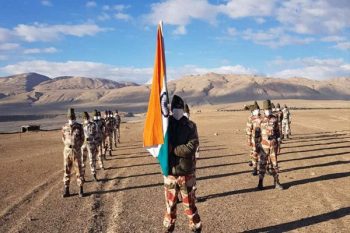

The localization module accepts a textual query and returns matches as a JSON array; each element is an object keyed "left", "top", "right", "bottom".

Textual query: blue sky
[{"left": 0, "top": 0, "right": 349, "bottom": 83}]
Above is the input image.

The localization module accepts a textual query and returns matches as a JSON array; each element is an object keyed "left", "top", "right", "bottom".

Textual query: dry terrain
[{"left": 0, "top": 108, "right": 350, "bottom": 232}]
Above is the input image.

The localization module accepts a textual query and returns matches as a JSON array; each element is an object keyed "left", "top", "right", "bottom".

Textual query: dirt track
[{"left": 0, "top": 109, "right": 350, "bottom": 233}]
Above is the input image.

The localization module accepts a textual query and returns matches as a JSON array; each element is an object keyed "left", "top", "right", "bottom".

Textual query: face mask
[
  {"left": 97, "top": 116, "right": 101, "bottom": 120},
  {"left": 93, "top": 116, "right": 97, "bottom": 120},
  {"left": 264, "top": 110, "right": 271, "bottom": 116},
  {"left": 172, "top": 108, "right": 184, "bottom": 120},
  {"left": 68, "top": 119, "right": 76, "bottom": 125},
  {"left": 252, "top": 109, "right": 260, "bottom": 116},
  {"left": 84, "top": 120, "right": 88, "bottom": 124}
]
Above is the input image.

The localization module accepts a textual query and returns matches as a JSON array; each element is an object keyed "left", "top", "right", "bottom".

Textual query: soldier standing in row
[
  {"left": 62, "top": 108, "right": 85, "bottom": 197},
  {"left": 246, "top": 101, "right": 262, "bottom": 176},
  {"left": 258, "top": 100, "right": 284, "bottom": 190},
  {"left": 113, "top": 110, "right": 121, "bottom": 147},
  {"left": 282, "top": 104, "right": 292, "bottom": 139},
  {"left": 93, "top": 110, "right": 105, "bottom": 169},
  {"left": 81, "top": 112, "right": 100, "bottom": 181},
  {"left": 274, "top": 103, "right": 283, "bottom": 154},
  {"left": 163, "top": 95, "right": 202, "bottom": 233},
  {"left": 104, "top": 110, "right": 114, "bottom": 156}
]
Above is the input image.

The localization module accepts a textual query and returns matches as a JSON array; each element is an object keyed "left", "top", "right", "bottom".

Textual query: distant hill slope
[
  {"left": 0, "top": 73, "right": 50, "bottom": 95},
  {"left": 0, "top": 72, "right": 349, "bottom": 114}
]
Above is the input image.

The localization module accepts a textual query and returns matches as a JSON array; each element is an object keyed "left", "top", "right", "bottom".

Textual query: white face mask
[
  {"left": 264, "top": 110, "right": 272, "bottom": 116},
  {"left": 93, "top": 116, "right": 97, "bottom": 120},
  {"left": 252, "top": 109, "right": 260, "bottom": 116},
  {"left": 68, "top": 119, "right": 76, "bottom": 125},
  {"left": 97, "top": 116, "right": 101, "bottom": 120},
  {"left": 84, "top": 120, "right": 88, "bottom": 124},
  {"left": 172, "top": 108, "right": 184, "bottom": 120}
]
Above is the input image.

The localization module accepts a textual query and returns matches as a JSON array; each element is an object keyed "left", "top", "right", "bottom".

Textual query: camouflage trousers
[
  {"left": 282, "top": 120, "right": 291, "bottom": 137},
  {"left": 97, "top": 142, "right": 104, "bottom": 168},
  {"left": 81, "top": 142, "right": 98, "bottom": 175},
  {"left": 113, "top": 127, "right": 120, "bottom": 145},
  {"left": 104, "top": 133, "right": 113, "bottom": 154},
  {"left": 249, "top": 143, "right": 259, "bottom": 169},
  {"left": 163, "top": 174, "right": 202, "bottom": 231},
  {"left": 63, "top": 147, "right": 84, "bottom": 187},
  {"left": 258, "top": 143, "right": 279, "bottom": 179}
]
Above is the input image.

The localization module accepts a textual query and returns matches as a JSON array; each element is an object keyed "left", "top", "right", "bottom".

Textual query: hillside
[{"left": 0, "top": 72, "right": 349, "bottom": 114}]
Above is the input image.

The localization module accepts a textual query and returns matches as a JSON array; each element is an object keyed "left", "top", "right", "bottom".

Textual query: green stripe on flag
[{"left": 158, "top": 131, "right": 169, "bottom": 176}]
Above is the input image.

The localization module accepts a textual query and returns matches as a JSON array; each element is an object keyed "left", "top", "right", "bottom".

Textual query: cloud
[
  {"left": 271, "top": 57, "right": 350, "bottom": 79},
  {"left": 0, "top": 60, "right": 255, "bottom": 83},
  {"left": 333, "top": 41, "right": 350, "bottom": 51},
  {"left": 0, "top": 43, "right": 20, "bottom": 50},
  {"left": 14, "top": 23, "right": 107, "bottom": 42},
  {"left": 0, "top": 27, "right": 13, "bottom": 42},
  {"left": 241, "top": 28, "right": 314, "bottom": 48},
  {"left": 321, "top": 36, "right": 347, "bottom": 42},
  {"left": 114, "top": 13, "right": 132, "bottom": 21},
  {"left": 219, "top": 0, "right": 276, "bottom": 18},
  {"left": 276, "top": 0, "right": 350, "bottom": 35},
  {"left": 145, "top": 0, "right": 218, "bottom": 34},
  {"left": 23, "top": 47, "right": 58, "bottom": 54},
  {"left": 86, "top": 1, "right": 97, "bottom": 8},
  {"left": 173, "top": 26, "right": 186, "bottom": 35},
  {"left": 41, "top": 0, "right": 52, "bottom": 7}
]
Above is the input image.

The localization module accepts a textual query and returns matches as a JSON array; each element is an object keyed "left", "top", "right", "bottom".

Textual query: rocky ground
[{"left": 0, "top": 109, "right": 350, "bottom": 233}]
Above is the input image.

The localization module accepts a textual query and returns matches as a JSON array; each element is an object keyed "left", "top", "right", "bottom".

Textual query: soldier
[
  {"left": 282, "top": 104, "right": 292, "bottom": 139},
  {"left": 81, "top": 112, "right": 100, "bottom": 181},
  {"left": 258, "top": 100, "right": 284, "bottom": 190},
  {"left": 93, "top": 110, "right": 105, "bottom": 170},
  {"left": 113, "top": 109, "right": 121, "bottom": 146},
  {"left": 61, "top": 108, "right": 85, "bottom": 197},
  {"left": 163, "top": 95, "right": 202, "bottom": 233},
  {"left": 246, "top": 101, "right": 262, "bottom": 176},
  {"left": 104, "top": 110, "right": 114, "bottom": 156},
  {"left": 98, "top": 111, "right": 106, "bottom": 159},
  {"left": 274, "top": 103, "right": 283, "bottom": 153}
]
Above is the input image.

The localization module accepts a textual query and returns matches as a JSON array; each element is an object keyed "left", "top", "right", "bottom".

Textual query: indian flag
[{"left": 143, "top": 22, "right": 169, "bottom": 176}]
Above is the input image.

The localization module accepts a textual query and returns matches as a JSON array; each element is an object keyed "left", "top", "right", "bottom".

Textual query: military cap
[
  {"left": 276, "top": 103, "right": 280, "bottom": 108},
  {"left": 82, "top": 111, "right": 89, "bottom": 120},
  {"left": 93, "top": 109, "right": 98, "bottom": 117},
  {"left": 67, "top": 108, "right": 76, "bottom": 120},
  {"left": 284, "top": 104, "right": 288, "bottom": 108},
  {"left": 271, "top": 103, "right": 275, "bottom": 108},
  {"left": 262, "top": 100, "right": 272, "bottom": 110},
  {"left": 171, "top": 95, "right": 184, "bottom": 110},
  {"left": 115, "top": 109, "right": 118, "bottom": 113},
  {"left": 253, "top": 101, "right": 260, "bottom": 110}
]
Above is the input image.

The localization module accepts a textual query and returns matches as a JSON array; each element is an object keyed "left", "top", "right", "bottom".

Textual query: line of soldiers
[
  {"left": 61, "top": 108, "right": 121, "bottom": 197},
  {"left": 245, "top": 100, "right": 291, "bottom": 190}
]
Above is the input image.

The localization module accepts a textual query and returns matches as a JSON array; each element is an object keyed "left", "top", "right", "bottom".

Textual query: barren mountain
[{"left": 0, "top": 72, "right": 349, "bottom": 114}]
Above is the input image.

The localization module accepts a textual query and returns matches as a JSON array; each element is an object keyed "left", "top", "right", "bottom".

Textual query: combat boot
[
  {"left": 93, "top": 174, "right": 98, "bottom": 181},
  {"left": 274, "top": 177, "right": 284, "bottom": 190},
  {"left": 257, "top": 178, "right": 264, "bottom": 190},
  {"left": 248, "top": 161, "right": 253, "bottom": 167},
  {"left": 62, "top": 186, "right": 70, "bottom": 198},
  {"left": 252, "top": 168, "right": 258, "bottom": 176},
  {"left": 192, "top": 227, "right": 202, "bottom": 233},
  {"left": 79, "top": 186, "right": 84, "bottom": 197}
]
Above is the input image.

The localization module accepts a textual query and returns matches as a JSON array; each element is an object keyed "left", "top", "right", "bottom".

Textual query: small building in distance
[{"left": 21, "top": 125, "right": 40, "bottom": 133}]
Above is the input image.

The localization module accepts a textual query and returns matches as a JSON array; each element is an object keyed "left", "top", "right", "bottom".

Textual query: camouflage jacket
[
  {"left": 104, "top": 117, "right": 114, "bottom": 135},
  {"left": 282, "top": 108, "right": 291, "bottom": 122},
  {"left": 62, "top": 122, "right": 84, "bottom": 149},
  {"left": 94, "top": 119, "right": 104, "bottom": 141},
  {"left": 246, "top": 115, "right": 262, "bottom": 145},
  {"left": 83, "top": 121, "right": 100, "bottom": 145},
  {"left": 273, "top": 110, "right": 283, "bottom": 125},
  {"left": 261, "top": 115, "right": 280, "bottom": 149},
  {"left": 168, "top": 116, "right": 199, "bottom": 176},
  {"left": 115, "top": 115, "right": 121, "bottom": 127}
]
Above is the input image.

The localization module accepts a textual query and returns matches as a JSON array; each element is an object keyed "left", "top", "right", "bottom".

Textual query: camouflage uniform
[
  {"left": 164, "top": 95, "right": 202, "bottom": 233},
  {"left": 62, "top": 108, "right": 85, "bottom": 197},
  {"left": 258, "top": 100, "right": 284, "bottom": 190},
  {"left": 246, "top": 102, "right": 262, "bottom": 175},
  {"left": 273, "top": 103, "right": 283, "bottom": 154},
  {"left": 282, "top": 105, "right": 291, "bottom": 139},
  {"left": 93, "top": 110, "right": 105, "bottom": 169},
  {"left": 81, "top": 112, "right": 100, "bottom": 180},
  {"left": 104, "top": 111, "right": 114, "bottom": 156},
  {"left": 113, "top": 110, "right": 121, "bottom": 146}
]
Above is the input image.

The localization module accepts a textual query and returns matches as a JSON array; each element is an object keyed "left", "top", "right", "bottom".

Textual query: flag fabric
[{"left": 143, "top": 22, "right": 169, "bottom": 176}]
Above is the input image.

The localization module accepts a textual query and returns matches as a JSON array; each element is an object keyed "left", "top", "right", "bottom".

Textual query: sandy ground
[{"left": 0, "top": 108, "right": 350, "bottom": 233}]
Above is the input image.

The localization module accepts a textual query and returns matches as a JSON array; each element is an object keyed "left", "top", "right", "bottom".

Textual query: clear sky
[{"left": 0, "top": 0, "right": 349, "bottom": 83}]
